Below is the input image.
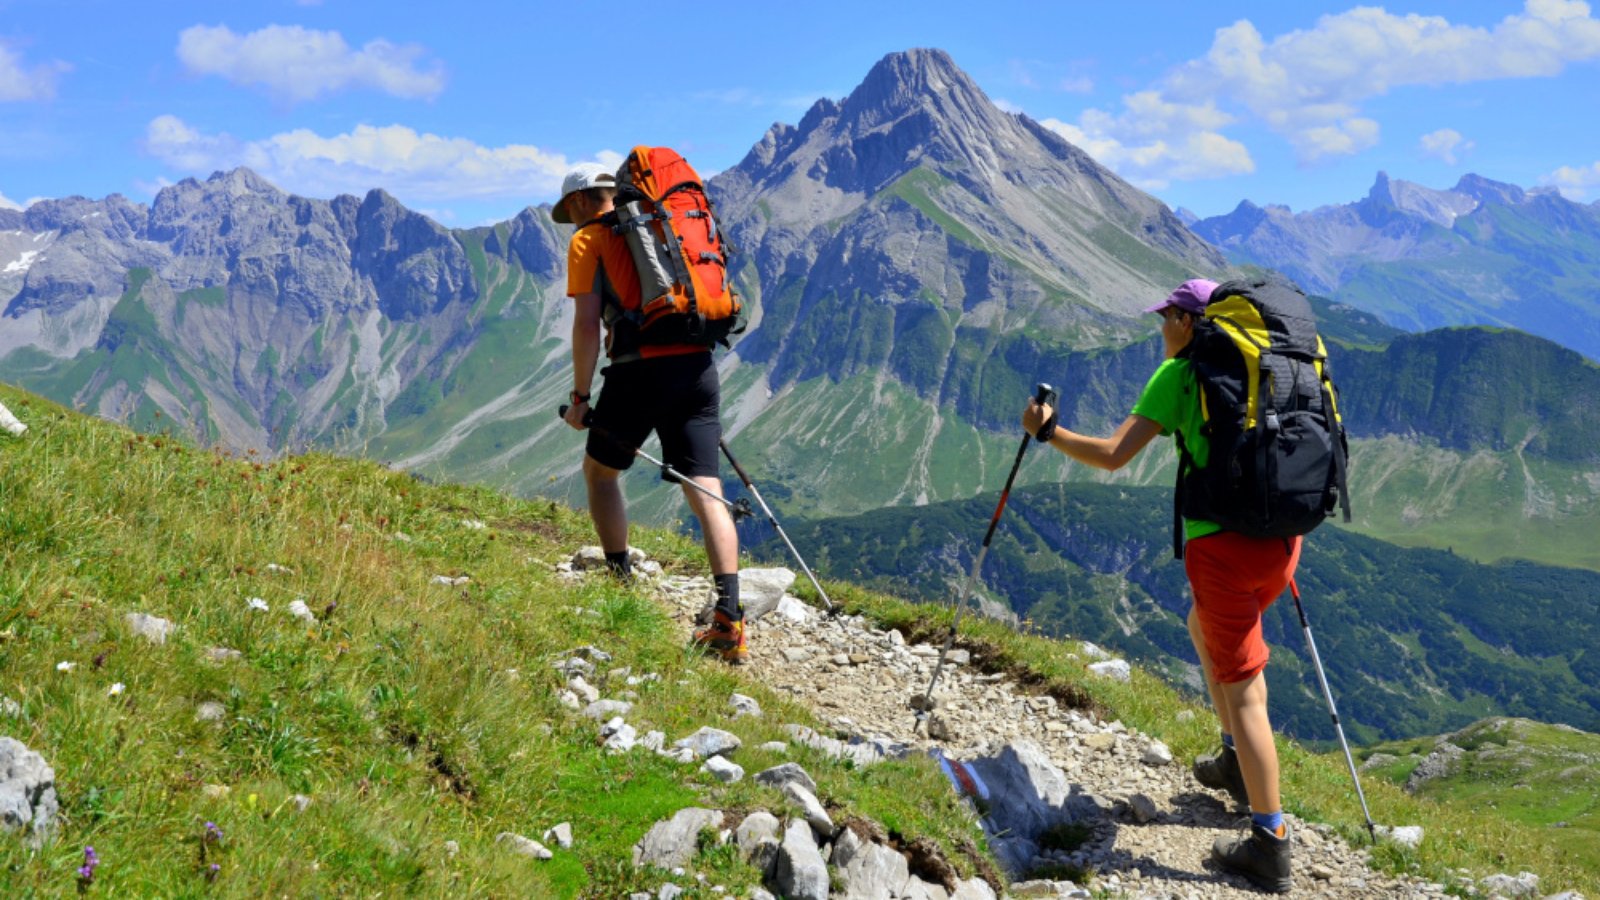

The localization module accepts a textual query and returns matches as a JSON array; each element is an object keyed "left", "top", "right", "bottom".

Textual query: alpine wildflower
[
  {"left": 246, "top": 597, "right": 269, "bottom": 612},
  {"left": 76, "top": 846, "right": 98, "bottom": 893},
  {"left": 199, "top": 820, "right": 225, "bottom": 869},
  {"left": 107, "top": 683, "right": 125, "bottom": 697},
  {"left": 56, "top": 661, "right": 76, "bottom": 673}
]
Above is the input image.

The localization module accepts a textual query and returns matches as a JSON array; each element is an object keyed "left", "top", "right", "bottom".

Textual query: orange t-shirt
[{"left": 566, "top": 221, "right": 703, "bottom": 361}]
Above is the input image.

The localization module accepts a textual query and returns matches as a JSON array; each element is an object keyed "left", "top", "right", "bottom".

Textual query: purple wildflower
[
  {"left": 76, "top": 846, "right": 99, "bottom": 892},
  {"left": 206, "top": 862, "right": 221, "bottom": 883},
  {"left": 204, "top": 821, "right": 222, "bottom": 843}
]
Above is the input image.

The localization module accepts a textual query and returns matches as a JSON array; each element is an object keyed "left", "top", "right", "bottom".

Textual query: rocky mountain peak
[
  {"left": 20, "top": 193, "right": 147, "bottom": 239},
  {"left": 1359, "top": 170, "right": 1478, "bottom": 229},
  {"left": 1365, "top": 170, "right": 1394, "bottom": 205},
  {"left": 846, "top": 48, "right": 977, "bottom": 118},
  {"left": 205, "top": 167, "right": 284, "bottom": 199},
  {"left": 1452, "top": 173, "right": 1526, "bottom": 206},
  {"left": 832, "top": 49, "right": 1014, "bottom": 164},
  {"left": 1187, "top": 199, "right": 1273, "bottom": 247}
]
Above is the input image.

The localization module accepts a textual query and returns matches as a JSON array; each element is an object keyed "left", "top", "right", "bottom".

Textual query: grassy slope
[
  {"left": 1345, "top": 437, "right": 1600, "bottom": 572},
  {"left": 1358, "top": 718, "right": 1600, "bottom": 873},
  {"left": 0, "top": 386, "right": 984, "bottom": 897}
]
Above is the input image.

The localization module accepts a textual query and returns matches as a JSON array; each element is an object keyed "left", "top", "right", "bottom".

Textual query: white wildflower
[
  {"left": 107, "top": 682, "right": 125, "bottom": 696},
  {"left": 247, "top": 597, "right": 269, "bottom": 612},
  {"left": 56, "top": 661, "right": 76, "bottom": 672},
  {"left": 287, "top": 599, "right": 316, "bottom": 623}
]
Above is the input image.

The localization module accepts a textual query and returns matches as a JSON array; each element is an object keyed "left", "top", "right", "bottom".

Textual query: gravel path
[{"left": 651, "top": 572, "right": 1452, "bottom": 900}]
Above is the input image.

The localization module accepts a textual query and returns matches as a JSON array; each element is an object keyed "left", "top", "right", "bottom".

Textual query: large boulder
[
  {"left": 754, "top": 762, "right": 817, "bottom": 796},
  {"left": 736, "top": 810, "right": 781, "bottom": 875},
  {"left": 773, "top": 818, "right": 829, "bottom": 900},
  {"left": 782, "top": 782, "right": 834, "bottom": 836},
  {"left": 739, "top": 568, "right": 797, "bottom": 621},
  {"left": 632, "top": 808, "right": 724, "bottom": 870},
  {"left": 962, "top": 740, "right": 1097, "bottom": 878},
  {"left": 674, "top": 727, "right": 742, "bottom": 759},
  {"left": 831, "top": 826, "right": 910, "bottom": 899},
  {"left": 0, "top": 737, "right": 59, "bottom": 846}
]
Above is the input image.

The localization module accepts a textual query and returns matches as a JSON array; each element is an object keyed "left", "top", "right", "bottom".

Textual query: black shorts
[{"left": 586, "top": 352, "right": 721, "bottom": 478}]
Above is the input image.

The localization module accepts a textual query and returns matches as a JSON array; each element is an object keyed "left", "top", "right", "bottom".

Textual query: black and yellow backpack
[{"left": 1173, "top": 276, "right": 1352, "bottom": 558}]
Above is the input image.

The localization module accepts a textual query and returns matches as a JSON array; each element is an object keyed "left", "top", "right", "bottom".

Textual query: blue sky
[{"left": 2, "top": 1, "right": 1598, "bottom": 224}]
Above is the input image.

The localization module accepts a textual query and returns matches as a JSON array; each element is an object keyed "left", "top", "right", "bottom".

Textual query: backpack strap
[
  {"left": 1323, "top": 382, "right": 1353, "bottom": 523},
  {"left": 1172, "top": 430, "right": 1192, "bottom": 560}
]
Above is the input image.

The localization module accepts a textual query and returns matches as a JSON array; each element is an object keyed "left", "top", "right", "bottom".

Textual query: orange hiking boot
[{"left": 693, "top": 610, "right": 748, "bottom": 664}]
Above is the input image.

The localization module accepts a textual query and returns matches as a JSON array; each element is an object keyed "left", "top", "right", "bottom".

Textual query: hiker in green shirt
[{"left": 1023, "top": 278, "right": 1298, "bottom": 894}]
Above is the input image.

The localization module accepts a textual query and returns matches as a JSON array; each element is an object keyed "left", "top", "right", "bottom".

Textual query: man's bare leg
[
  {"left": 583, "top": 455, "right": 628, "bottom": 553},
  {"left": 684, "top": 476, "right": 738, "bottom": 575}
]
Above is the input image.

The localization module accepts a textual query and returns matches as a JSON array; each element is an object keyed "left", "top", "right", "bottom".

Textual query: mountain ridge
[
  {"left": 1191, "top": 170, "right": 1600, "bottom": 360},
  {"left": 2, "top": 49, "right": 1597, "bottom": 568}
]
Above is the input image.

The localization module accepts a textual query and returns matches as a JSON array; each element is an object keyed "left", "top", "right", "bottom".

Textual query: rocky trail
[{"left": 556, "top": 549, "right": 1565, "bottom": 899}]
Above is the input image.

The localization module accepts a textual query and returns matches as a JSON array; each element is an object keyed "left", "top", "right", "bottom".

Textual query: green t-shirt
[{"left": 1130, "top": 358, "right": 1221, "bottom": 541}]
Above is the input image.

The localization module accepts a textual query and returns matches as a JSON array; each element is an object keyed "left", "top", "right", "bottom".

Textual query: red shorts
[{"left": 1184, "top": 532, "right": 1302, "bottom": 684}]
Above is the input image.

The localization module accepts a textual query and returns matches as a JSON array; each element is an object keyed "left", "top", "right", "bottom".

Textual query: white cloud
[
  {"left": 1419, "top": 128, "right": 1475, "bottom": 165},
  {"left": 1542, "top": 161, "right": 1600, "bottom": 200},
  {"left": 176, "top": 24, "right": 445, "bottom": 103},
  {"left": 993, "top": 98, "right": 1025, "bottom": 114},
  {"left": 1058, "top": 76, "right": 1094, "bottom": 94},
  {"left": 1039, "top": 92, "right": 1255, "bottom": 188},
  {"left": 1052, "top": 1, "right": 1600, "bottom": 183},
  {"left": 0, "top": 190, "right": 21, "bottom": 211},
  {"left": 143, "top": 115, "right": 623, "bottom": 205},
  {"left": 0, "top": 41, "right": 71, "bottom": 102}
]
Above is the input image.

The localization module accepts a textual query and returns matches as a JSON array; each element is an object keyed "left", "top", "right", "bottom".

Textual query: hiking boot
[
  {"left": 1212, "top": 823, "right": 1292, "bottom": 893},
  {"left": 1194, "top": 744, "right": 1249, "bottom": 809},
  {"left": 692, "top": 610, "right": 748, "bottom": 665}
]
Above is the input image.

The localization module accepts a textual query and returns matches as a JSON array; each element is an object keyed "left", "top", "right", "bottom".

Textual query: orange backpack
[{"left": 609, "top": 146, "right": 743, "bottom": 347}]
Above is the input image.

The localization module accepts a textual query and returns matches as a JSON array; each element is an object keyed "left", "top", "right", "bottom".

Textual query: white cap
[{"left": 552, "top": 162, "right": 617, "bottom": 224}]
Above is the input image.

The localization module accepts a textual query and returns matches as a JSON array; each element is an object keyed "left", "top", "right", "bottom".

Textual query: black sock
[
  {"left": 714, "top": 573, "right": 741, "bottom": 619},
  {"left": 605, "top": 550, "right": 631, "bottom": 577}
]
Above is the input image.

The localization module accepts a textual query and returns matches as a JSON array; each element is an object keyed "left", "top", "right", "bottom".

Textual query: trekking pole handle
[
  {"left": 558, "top": 405, "right": 594, "bottom": 427},
  {"left": 1030, "top": 383, "right": 1059, "bottom": 444}
]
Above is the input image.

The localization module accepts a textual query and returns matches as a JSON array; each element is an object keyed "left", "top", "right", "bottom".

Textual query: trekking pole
[
  {"left": 719, "top": 440, "right": 836, "bottom": 614},
  {"left": 915, "top": 383, "right": 1056, "bottom": 716},
  {"left": 558, "top": 407, "right": 754, "bottom": 521},
  {"left": 1290, "top": 577, "right": 1378, "bottom": 842}
]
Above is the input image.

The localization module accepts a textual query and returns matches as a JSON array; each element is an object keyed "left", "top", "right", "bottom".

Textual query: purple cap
[{"left": 1143, "top": 278, "right": 1219, "bottom": 316}]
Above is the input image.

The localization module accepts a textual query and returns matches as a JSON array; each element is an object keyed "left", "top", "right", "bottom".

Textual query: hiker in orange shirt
[
  {"left": 1022, "top": 278, "right": 1296, "bottom": 893},
  {"left": 555, "top": 163, "right": 747, "bottom": 663}
]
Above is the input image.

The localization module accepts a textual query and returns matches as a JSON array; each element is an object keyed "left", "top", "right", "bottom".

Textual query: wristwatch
[{"left": 570, "top": 390, "right": 591, "bottom": 406}]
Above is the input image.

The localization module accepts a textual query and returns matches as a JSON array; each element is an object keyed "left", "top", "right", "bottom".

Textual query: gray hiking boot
[
  {"left": 1212, "top": 823, "right": 1292, "bottom": 893},
  {"left": 1193, "top": 744, "right": 1249, "bottom": 809}
]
